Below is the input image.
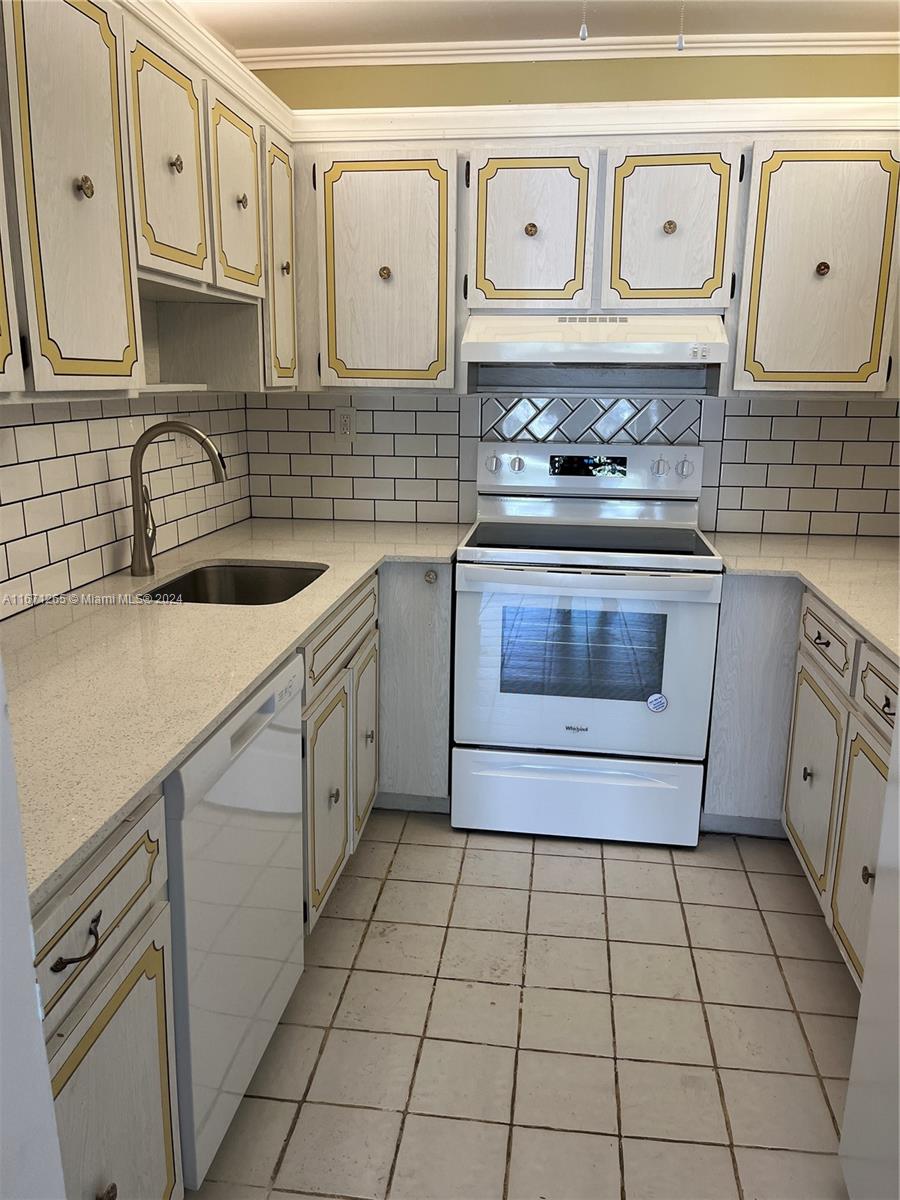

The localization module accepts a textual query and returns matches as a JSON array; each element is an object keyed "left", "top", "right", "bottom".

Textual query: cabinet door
[
  {"left": 304, "top": 672, "right": 350, "bottom": 929},
  {"left": 829, "top": 720, "right": 889, "bottom": 982},
  {"left": 783, "top": 658, "right": 846, "bottom": 895},
  {"left": 207, "top": 85, "right": 263, "bottom": 297},
  {"left": 0, "top": 135, "right": 23, "bottom": 391},
  {"left": 734, "top": 141, "right": 900, "bottom": 390},
  {"left": 4, "top": 0, "right": 142, "bottom": 390},
  {"left": 469, "top": 151, "right": 597, "bottom": 307},
  {"left": 352, "top": 633, "right": 379, "bottom": 843},
  {"left": 50, "top": 904, "right": 182, "bottom": 1200},
  {"left": 318, "top": 154, "right": 456, "bottom": 387},
  {"left": 601, "top": 146, "right": 739, "bottom": 309},
  {"left": 126, "top": 21, "right": 212, "bottom": 283},
  {"left": 263, "top": 131, "right": 298, "bottom": 386}
]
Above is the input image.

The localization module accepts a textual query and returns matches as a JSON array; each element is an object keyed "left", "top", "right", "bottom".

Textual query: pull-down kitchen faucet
[{"left": 129, "top": 421, "right": 227, "bottom": 576}]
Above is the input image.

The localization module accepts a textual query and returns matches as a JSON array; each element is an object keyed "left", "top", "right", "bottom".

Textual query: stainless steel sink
[{"left": 141, "top": 562, "right": 328, "bottom": 605}]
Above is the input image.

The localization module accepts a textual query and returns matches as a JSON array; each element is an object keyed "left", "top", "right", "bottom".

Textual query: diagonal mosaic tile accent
[{"left": 480, "top": 396, "right": 701, "bottom": 446}]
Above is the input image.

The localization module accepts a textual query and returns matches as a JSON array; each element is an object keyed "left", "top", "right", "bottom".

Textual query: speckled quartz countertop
[{"left": 1, "top": 519, "right": 466, "bottom": 909}]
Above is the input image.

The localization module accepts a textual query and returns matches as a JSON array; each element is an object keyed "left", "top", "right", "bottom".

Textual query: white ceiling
[{"left": 177, "top": 0, "right": 900, "bottom": 56}]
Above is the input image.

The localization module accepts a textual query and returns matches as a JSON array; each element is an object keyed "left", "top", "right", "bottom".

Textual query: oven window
[{"left": 500, "top": 604, "right": 667, "bottom": 701}]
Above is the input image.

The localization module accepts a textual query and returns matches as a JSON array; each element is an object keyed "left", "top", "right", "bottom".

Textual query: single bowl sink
[{"left": 141, "top": 562, "right": 328, "bottom": 605}]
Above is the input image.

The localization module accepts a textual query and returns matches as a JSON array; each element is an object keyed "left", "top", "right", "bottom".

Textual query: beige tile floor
[{"left": 194, "top": 813, "right": 857, "bottom": 1200}]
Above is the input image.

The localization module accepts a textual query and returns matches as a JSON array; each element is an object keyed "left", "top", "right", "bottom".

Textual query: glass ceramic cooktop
[{"left": 463, "top": 522, "right": 716, "bottom": 557}]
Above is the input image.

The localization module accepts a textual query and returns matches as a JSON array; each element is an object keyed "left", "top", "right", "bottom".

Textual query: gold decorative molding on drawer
[
  {"left": 799, "top": 594, "right": 857, "bottom": 694},
  {"left": 305, "top": 576, "right": 378, "bottom": 700},
  {"left": 856, "top": 643, "right": 897, "bottom": 742}
]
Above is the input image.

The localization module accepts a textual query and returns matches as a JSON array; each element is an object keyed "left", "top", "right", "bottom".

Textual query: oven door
[{"left": 454, "top": 563, "right": 721, "bottom": 760}]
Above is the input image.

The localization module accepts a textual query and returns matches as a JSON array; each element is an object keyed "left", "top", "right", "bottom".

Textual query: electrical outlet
[{"left": 335, "top": 407, "right": 356, "bottom": 439}]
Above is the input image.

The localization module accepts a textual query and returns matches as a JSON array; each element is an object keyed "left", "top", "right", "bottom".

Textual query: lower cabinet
[
  {"left": 50, "top": 903, "right": 182, "bottom": 1200},
  {"left": 351, "top": 632, "right": 379, "bottom": 841},
  {"left": 304, "top": 671, "right": 351, "bottom": 930}
]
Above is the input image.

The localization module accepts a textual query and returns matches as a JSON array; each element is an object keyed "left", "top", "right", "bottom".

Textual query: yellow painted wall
[{"left": 257, "top": 54, "right": 900, "bottom": 109}]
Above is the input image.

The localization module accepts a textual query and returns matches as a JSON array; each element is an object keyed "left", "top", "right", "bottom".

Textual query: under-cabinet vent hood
[{"left": 460, "top": 314, "right": 728, "bottom": 365}]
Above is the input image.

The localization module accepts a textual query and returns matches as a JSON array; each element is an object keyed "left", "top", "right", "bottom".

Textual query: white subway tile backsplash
[
  {"left": 15, "top": 423, "right": 57, "bottom": 461},
  {"left": 375, "top": 499, "right": 416, "bottom": 521},
  {"left": 7, "top": 532, "right": 49, "bottom": 577},
  {"left": 0, "top": 503, "right": 25, "bottom": 542},
  {"left": 0, "top": 462, "right": 42, "bottom": 503},
  {"left": 23, "top": 493, "right": 63, "bottom": 535},
  {"left": 334, "top": 499, "right": 375, "bottom": 521},
  {"left": 395, "top": 479, "right": 436, "bottom": 501},
  {"left": 810, "top": 512, "right": 860, "bottom": 536}
]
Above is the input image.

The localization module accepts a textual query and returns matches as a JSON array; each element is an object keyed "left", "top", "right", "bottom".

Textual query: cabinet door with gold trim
[
  {"left": 600, "top": 144, "right": 740, "bottom": 310},
  {"left": 125, "top": 19, "right": 212, "bottom": 283},
  {"left": 0, "top": 135, "right": 23, "bottom": 392},
  {"left": 3, "top": 0, "right": 143, "bottom": 390},
  {"left": 316, "top": 152, "right": 456, "bottom": 387},
  {"left": 50, "top": 904, "right": 182, "bottom": 1200},
  {"left": 829, "top": 718, "right": 888, "bottom": 983},
  {"left": 263, "top": 129, "right": 297, "bottom": 386},
  {"left": 734, "top": 139, "right": 900, "bottom": 391},
  {"left": 351, "top": 632, "right": 379, "bottom": 845},
  {"left": 782, "top": 655, "right": 847, "bottom": 899},
  {"left": 304, "top": 671, "right": 350, "bottom": 930},
  {"left": 207, "top": 84, "right": 264, "bottom": 298},
  {"left": 469, "top": 150, "right": 597, "bottom": 308}
]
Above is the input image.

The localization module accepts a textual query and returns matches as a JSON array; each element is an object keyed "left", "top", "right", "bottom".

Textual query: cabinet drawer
[
  {"left": 304, "top": 575, "right": 378, "bottom": 705},
  {"left": 50, "top": 903, "right": 182, "bottom": 1200},
  {"left": 34, "top": 793, "right": 167, "bottom": 1034},
  {"left": 854, "top": 642, "right": 897, "bottom": 744},
  {"left": 799, "top": 593, "right": 857, "bottom": 694}
]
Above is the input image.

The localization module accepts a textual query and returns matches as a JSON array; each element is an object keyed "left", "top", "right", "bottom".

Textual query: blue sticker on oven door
[{"left": 647, "top": 693, "right": 668, "bottom": 713}]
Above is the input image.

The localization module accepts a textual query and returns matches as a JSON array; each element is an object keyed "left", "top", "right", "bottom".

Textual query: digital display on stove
[{"left": 549, "top": 454, "right": 627, "bottom": 478}]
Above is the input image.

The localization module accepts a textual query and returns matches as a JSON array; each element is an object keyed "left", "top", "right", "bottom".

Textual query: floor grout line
[{"left": 599, "top": 844, "right": 628, "bottom": 1200}]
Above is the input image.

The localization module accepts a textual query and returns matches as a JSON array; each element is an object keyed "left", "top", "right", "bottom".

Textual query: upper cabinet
[
  {"left": 734, "top": 140, "right": 900, "bottom": 391},
  {"left": 316, "top": 153, "right": 456, "bottom": 388},
  {"left": 600, "top": 145, "right": 740, "bottom": 310},
  {"left": 0, "top": 138, "right": 23, "bottom": 392},
  {"left": 263, "top": 130, "right": 298, "bottom": 386},
  {"left": 3, "top": 0, "right": 143, "bottom": 390},
  {"left": 207, "top": 84, "right": 264, "bottom": 297},
  {"left": 125, "top": 21, "right": 212, "bottom": 283},
  {"left": 468, "top": 151, "right": 598, "bottom": 307}
]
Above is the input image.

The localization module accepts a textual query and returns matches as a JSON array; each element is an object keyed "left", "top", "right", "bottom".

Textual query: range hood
[{"left": 460, "top": 314, "right": 728, "bottom": 365}]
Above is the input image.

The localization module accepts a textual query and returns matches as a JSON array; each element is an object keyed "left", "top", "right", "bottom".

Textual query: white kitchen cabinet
[
  {"left": 734, "top": 140, "right": 900, "bottom": 390},
  {"left": 351, "top": 632, "right": 379, "bottom": 842},
  {"left": 316, "top": 153, "right": 456, "bottom": 387},
  {"left": 263, "top": 130, "right": 298, "bottom": 386},
  {"left": 50, "top": 903, "right": 182, "bottom": 1200},
  {"left": 207, "top": 84, "right": 264, "bottom": 297},
  {"left": 125, "top": 20, "right": 212, "bottom": 283},
  {"left": 468, "top": 151, "right": 597, "bottom": 307},
  {"left": 783, "top": 656, "right": 846, "bottom": 894},
  {"left": 0, "top": 134, "right": 23, "bottom": 391},
  {"left": 600, "top": 145, "right": 740, "bottom": 309},
  {"left": 3, "top": 0, "right": 143, "bottom": 390},
  {"left": 304, "top": 671, "right": 351, "bottom": 929},
  {"left": 830, "top": 719, "right": 890, "bottom": 981}
]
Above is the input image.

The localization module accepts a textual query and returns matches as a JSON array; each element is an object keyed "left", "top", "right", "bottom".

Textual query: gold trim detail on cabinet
[
  {"left": 609, "top": 152, "right": 731, "bottom": 299},
  {"left": 267, "top": 142, "right": 297, "bottom": 377},
  {"left": 744, "top": 149, "right": 900, "bottom": 383},
  {"left": 783, "top": 664, "right": 844, "bottom": 893},
  {"left": 801, "top": 607, "right": 850, "bottom": 674},
  {"left": 210, "top": 100, "right": 262, "bottom": 286},
  {"left": 130, "top": 41, "right": 208, "bottom": 269},
  {"left": 323, "top": 159, "right": 449, "bottom": 380},
  {"left": 308, "top": 684, "right": 349, "bottom": 907},
  {"left": 11, "top": 0, "right": 138, "bottom": 377},
  {"left": 830, "top": 732, "right": 888, "bottom": 979},
  {"left": 307, "top": 582, "right": 377, "bottom": 687},
  {"left": 475, "top": 156, "right": 590, "bottom": 300},
  {"left": 354, "top": 639, "right": 379, "bottom": 835},
  {"left": 859, "top": 661, "right": 897, "bottom": 729},
  {"left": 51, "top": 939, "right": 178, "bottom": 1200},
  {"left": 35, "top": 831, "right": 160, "bottom": 1018}
]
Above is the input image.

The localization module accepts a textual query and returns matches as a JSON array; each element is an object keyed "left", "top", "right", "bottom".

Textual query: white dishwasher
[{"left": 164, "top": 654, "right": 305, "bottom": 1189}]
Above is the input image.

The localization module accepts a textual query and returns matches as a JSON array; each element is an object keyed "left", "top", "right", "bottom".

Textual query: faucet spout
[{"left": 129, "top": 421, "right": 227, "bottom": 577}]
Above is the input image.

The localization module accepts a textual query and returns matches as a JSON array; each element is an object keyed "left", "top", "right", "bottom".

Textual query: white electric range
[{"left": 452, "top": 441, "right": 723, "bottom": 847}]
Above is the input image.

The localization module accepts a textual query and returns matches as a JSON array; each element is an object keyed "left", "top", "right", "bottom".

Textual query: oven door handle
[{"left": 455, "top": 563, "right": 722, "bottom": 603}]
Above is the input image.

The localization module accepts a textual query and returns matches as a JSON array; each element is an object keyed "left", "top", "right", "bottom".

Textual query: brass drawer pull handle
[
  {"left": 813, "top": 631, "right": 831, "bottom": 649},
  {"left": 169, "top": 154, "right": 184, "bottom": 174},
  {"left": 861, "top": 865, "right": 875, "bottom": 885},
  {"left": 816, "top": 261, "right": 830, "bottom": 277},
  {"left": 364, "top": 730, "right": 375, "bottom": 744},
  {"left": 281, "top": 260, "right": 291, "bottom": 275},
  {"left": 882, "top": 694, "right": 896, "bottom": 717},
  {"left": 378, "top": 265, "right": 392, "bottom": 280},
  {"left": 50, "top": 910, "right": 102, "bottom": 973},
  {"left": 524, "top": 222, "right": 539, "bottom": 237},
  {"left": 663, "top": 219, "right": 678, "bottom": 234},
  {"left": 96, "top": 1185, "right": 118, "bottom": 1200},
  {"left": 75, "top": 174, "right": 95, "bottom": 199},
  {"left": 237, "top": 192, "right": 248, "bottom": 209},
  {"left": 802, "top": 766, "right": 814, "bottom": 783},
  {"left": 328, "top": 787, "right": 341, "bottom": 807}
]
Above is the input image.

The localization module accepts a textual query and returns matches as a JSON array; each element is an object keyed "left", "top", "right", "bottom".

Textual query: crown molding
[
  {"left": 289, "top": 97, "right": 900, "bottom": 143},
  {"left": 240, "top": 31, "right": 900, "bottom": 71}
]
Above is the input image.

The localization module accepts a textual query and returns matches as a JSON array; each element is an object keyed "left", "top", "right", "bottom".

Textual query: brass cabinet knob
[
  {"left": 802, "top": 766, "right": 814, "bottom": 783},
  {"left": 524, "top": 222, "right": 539, "bottom": 237},
  {"left": 816, "top": 261, "right": 830, "bottom": 276},
  {"left": 663, "top": 219, "right": 677, "bottom": 234},
  {"left": 169, "top": 154, "right": 184, "bottom": 174},
  {"left": 76, "top": 174, "right": 95, "bottom": 199},
  {"left": 861, "top": 865, "right": 876, "bottom": 885},
  {"left": 96, "top": 1185, "right": 118, "bottom": 1200},
  {"left": 378, "top": 265, "right": 392, "bottom": 280},
  {"left": 281, "top": 260, "right": 291, "bottom": 275},
  {"left": 237, "top": 192, "right": 248, "bottom": 209},
  {"left": 328, "top": 787, "right": 341, "bottom": 807}
]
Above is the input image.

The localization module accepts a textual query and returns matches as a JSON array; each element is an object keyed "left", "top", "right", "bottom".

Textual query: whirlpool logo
[{"left": 565, "top": 724, "right": 589, "bottom": 733}]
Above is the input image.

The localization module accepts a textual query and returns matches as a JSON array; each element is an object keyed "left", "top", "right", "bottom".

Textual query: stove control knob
[
  {"left": 650, "top": 456, "right": 670, "bottom": 477},
  {"left": 510, "top": 456, "right": 525, "bottom": 473},
  {"left": 675, "top": 457, "right": 695, "bottom": 479},
  {"left": 485, "top": 454, "right": 502, "bottom": 473}
]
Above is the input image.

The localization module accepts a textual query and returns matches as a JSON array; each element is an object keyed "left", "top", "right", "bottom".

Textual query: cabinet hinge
[
  {"left": 738, "top": 153, "right": 745, "bottom": 182},
  {"left": 311, "top": 163, "right": 317, "bottom": 190},
  {"left": 19, "top": 334, "right": 30, "bottom": 371},
  {"left": 316, "top": 352, "right": 321, "bottom": 379},
  {"left": 464, "top": 160, "right": 470, "bottom": 188},
  {"left": 730, "top": 272, "right": 736, "bottom": 300},
  {"left": 887, "top": 354, "right": 893, "bottom": 385},
  {"left": 463, "top": 273, "right": 468, "bottom": 300}
]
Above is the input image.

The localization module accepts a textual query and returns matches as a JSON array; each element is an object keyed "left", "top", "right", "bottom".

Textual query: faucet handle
[{"left": 142, "top": 483, "right": 157, "bottom": 554}]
